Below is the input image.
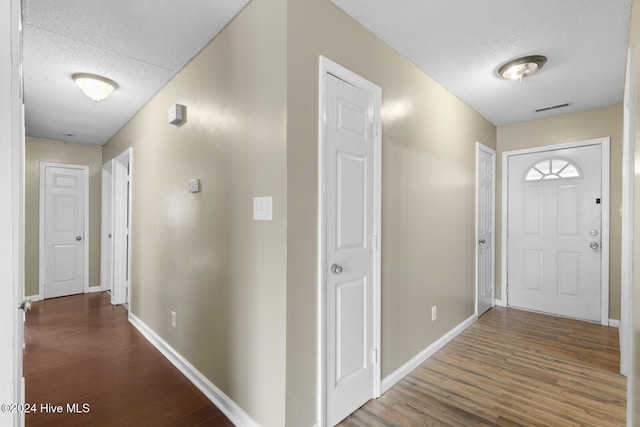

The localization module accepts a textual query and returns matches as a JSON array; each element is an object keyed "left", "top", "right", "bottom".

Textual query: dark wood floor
[
  {"left": 24, "top": 292, "right": 233, "bottom": 427},
  {"left": 340, "top": 307, "right": 626, "bottom": 427}
]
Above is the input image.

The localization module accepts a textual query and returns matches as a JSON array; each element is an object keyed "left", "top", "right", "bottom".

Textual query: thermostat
[{"left": 188, "top": 178, "right": 200, "bottom": 193}]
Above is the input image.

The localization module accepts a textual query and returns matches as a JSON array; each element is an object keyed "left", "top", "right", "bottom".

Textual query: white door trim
[
  {"left": 38, "top": 162, "right": 90, "bottom": 299},
  {"left": 475, "top": 142, "right": 496, "bottom": 316},
  {"left": 500, "top": 137, "right": 610, "bottom": 325},
  {"left": 317, "top": 56, "right": 382, "bottom": 427}
]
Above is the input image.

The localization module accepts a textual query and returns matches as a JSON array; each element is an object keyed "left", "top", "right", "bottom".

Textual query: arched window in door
[{"left": 524, "top": 158, "right": 582, "bottom": 181}]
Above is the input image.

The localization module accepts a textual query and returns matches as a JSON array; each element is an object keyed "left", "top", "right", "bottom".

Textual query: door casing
[
  {"left": 500, "top": 137, "right": 610, "bottom": 325},
  {"left": 38, "top": 162, "right": 89, "bottom": 299},
  {"left": 317, "top": 55, "right": 382, "bottom": 427}
]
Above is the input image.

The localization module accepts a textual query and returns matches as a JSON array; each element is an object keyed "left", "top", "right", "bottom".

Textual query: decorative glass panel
[{"left": 524, "top": 158, "right": 582, "bottom": 181}]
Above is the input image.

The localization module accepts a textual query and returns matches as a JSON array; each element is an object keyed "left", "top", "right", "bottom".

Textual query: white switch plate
[{"left": 253, "top": 196, "right": 273, "bottom": 221}]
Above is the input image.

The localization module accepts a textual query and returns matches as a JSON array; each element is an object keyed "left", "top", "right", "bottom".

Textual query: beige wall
[
  {"left": 25, "top": 137, "right": 102, "bottom": 296},
  {"left": 285, "top": 0, "right": 496, "bottom": 424},
  {"left": 496, "top": 104, "right": 623, "bottom": 320},
  {"left": 102, "top": 0, "right": 287, "bottom": 425}
]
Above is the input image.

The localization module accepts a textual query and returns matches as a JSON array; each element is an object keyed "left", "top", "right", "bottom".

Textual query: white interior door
[
  {"left": 1, "top": 0, "right": 25, "bottom": 423},
  {"left": 42, "top": 164, "right": 87, "bottom": 299},
  {"left": 112, "top": 149, "right": 132, "bottom": 306},
  {"left": 325, "top": 72, "right": 377, "bottom": 426},
  {"left": 477, "top": 144, "right": 495, "bottom": 316},
  {"left": 507, "top": 144, "right": 602, "bottom": 321},
  {"left": 101, "top": 160, "right": 114, "bottom": 292}
]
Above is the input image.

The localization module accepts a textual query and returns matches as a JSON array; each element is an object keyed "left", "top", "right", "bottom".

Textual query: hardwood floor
[
  {"left": 25, "top": 296, "right": 625, "bottom": 426},
  {"left": 24, "top": 292, "right": 233, "bottom": 427},
  {"left": 340, "top": 307, "right": 626, "bottom": 427}
]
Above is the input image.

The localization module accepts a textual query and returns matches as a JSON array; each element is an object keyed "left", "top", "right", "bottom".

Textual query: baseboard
[
  {"left": 609, "top": 319, "right": 620, "bottom": 328},
  {"left": 381, "top": 314, "right": 476, "bottom": 394},
  {"left": 128, "top": 312, "right": 260, "bottom": 427},
  {"left": 495, "top": 298, "right": 506, "bottom": 307},
  {"left": 87, "top": 286, "right": 102, "bottom": 293},
  {"left": 26, "top": 294, "right": 42, "bottom": 302}
]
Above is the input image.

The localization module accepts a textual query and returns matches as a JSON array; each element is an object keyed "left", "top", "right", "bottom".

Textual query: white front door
[
  {"left": 43, "top": 164, "right": 87, "bottom": 299},
  {"left": 325, "top": 71, "right": 378, "bottom": 426},
  {"left": 507, "top": 144, "right": 603, "bottom": 321},
  {"left": 477, "top": 144, "right": 495, "bottom": 316}
]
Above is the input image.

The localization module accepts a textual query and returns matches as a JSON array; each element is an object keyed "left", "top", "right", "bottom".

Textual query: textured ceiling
[
  {"left": 22, "top": 0, "right": 251, "bottom": 145},
  {"left": 330, "top": 0, "right": 633, "bottom": 126},
  {"left": 23, "top": 0, "right": 633, "bottom": 145}
]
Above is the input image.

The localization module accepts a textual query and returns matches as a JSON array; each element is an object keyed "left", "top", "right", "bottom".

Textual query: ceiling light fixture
[
  {"left": 72, "top": 73, "right": 118, "bottom": 101},
  {"left": 498, "top": 55, "right": 547, "bottom": 81}
]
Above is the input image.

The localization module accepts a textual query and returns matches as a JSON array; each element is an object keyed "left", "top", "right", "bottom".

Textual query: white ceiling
[
  {"left": 330, "top": 0, "right": 633, "bottom": 126},
  {"left": 22, "top": 0, "right": 251, "bottom": 145},
  {"left": 23, "top": 0, "right": 633, "bottom": 145}
]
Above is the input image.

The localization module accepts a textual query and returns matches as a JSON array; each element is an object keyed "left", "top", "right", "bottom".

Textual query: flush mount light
[
  {"left": 498, "top": 55, "right": 547, "bottom": 81},
  {"left": 72, "top": 73, "right": 118, "bottom": 101}
]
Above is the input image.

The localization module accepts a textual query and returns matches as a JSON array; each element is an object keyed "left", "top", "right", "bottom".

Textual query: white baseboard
[
  {"left": 381, "top": 314, "right": 476, "bottom": 394},
  {"left": 87, "top": 286, "right": 102, "bottom": 293},
  {"left": 128, "top": 312, "right": 260, "bottom": 427},
  {"left": 609, "top": 319, "right": 620, "bottom": 328},
  {"left": 495, "top": 298, "right": 506, "bottom": 307},
  {"left": 26, "top": 294, "right": 42, "bottom": 302}
]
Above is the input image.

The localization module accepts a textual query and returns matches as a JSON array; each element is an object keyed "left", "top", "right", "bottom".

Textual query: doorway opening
[{"left": 101, "top": 148, "right": 133, "bottom": 307}]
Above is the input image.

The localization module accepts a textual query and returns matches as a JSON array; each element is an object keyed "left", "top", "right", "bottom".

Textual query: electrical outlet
[
  {"left": 171, "top": 311, "right": 176, "bottom": 328},
  {"left": 431, "top": 305, "right": 437, "bottom": 321}
]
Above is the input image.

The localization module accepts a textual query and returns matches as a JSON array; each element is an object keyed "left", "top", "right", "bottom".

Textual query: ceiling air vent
[{"left": 535, "top": 103, "right": 570, "bottom": 113}]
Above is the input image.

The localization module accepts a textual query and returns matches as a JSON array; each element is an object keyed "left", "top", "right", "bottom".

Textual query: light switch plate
[{"left": 253, "top": 196, "right": 273, "bottom": 220}]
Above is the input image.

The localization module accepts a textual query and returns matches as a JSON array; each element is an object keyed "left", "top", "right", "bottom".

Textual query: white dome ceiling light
[{"left": 72, "top": 73, "right": 118, "bottom": 101}]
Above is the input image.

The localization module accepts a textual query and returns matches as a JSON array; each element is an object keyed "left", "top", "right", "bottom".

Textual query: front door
[
  {"left": 43, "top": 164, "right": 86, "bottom": 299},
  {"left": 507, "top": 144, "right": 603, "bottom": 321},
  {"left": 325, "top": 71, "right": 377, "bottom": 426}
]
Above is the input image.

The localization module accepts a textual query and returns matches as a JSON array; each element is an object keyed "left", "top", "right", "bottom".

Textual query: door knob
[
  {"left": 589, "top": 241, "right": 599, "bottom": 249},
  {"left": 330, "top": 264, "right": 343, "bottom": 275},
  {"left": 479, "top": 239, "right": 486, "bottom": 244},
  {"left": 590, "top": 229, "right": 599, "bottom": 237},
  {"left": 76, "top": 235, "right": 82, "bottom": 241},
  {"left": 18, "top": 299, "right": 32, "bottom": 312}
]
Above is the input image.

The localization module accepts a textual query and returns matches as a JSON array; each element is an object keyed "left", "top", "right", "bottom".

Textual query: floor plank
[
  {"left": 340, "top": 307, "right": 626, "bottom": 427},
  {"left": 24, "top": 292, "right": 233, "bottom": 427}
]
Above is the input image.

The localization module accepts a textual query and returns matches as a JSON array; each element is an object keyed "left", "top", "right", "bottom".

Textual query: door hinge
[
  {"left": 371, "top": 349, "right": 378, "bottom": 364},
  {"left": 371, "top": 121, "right": 379, "bottom": 137}
]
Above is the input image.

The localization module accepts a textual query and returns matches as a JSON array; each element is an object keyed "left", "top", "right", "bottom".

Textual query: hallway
[{"left": 24, "top": 293, "right": 232, "bottom": 427}]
